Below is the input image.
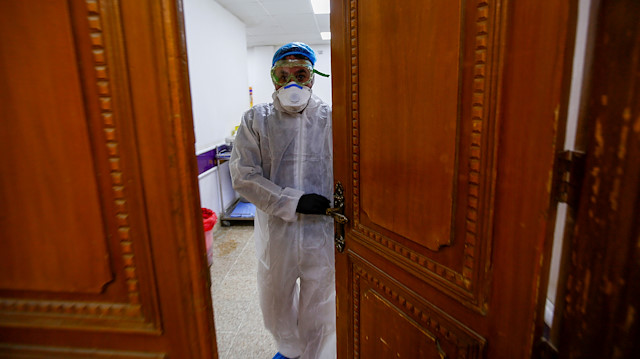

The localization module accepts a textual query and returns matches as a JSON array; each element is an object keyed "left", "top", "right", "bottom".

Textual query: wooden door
[
  {"left": 0, "top": 1, "right": 216, "bottom": 357},
  {"left": 558, "top": 0, "right": 640, "bottom": 356},
  {"left": 331, "top": 0, "right": 573, "bottom": 357}
]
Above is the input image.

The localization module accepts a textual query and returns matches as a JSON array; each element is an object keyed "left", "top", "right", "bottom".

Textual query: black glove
[{"left": 296, "top": 193, "right": 330, "bottom": 215}]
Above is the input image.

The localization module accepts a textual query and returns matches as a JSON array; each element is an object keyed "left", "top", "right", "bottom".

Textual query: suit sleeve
[{"left": 229, "top": 110, "right": 303, "bottom": 222}]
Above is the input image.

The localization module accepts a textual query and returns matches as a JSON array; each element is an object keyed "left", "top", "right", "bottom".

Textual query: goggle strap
[{"left": 313, "top": 69, "right": 330, "bottom": 77}]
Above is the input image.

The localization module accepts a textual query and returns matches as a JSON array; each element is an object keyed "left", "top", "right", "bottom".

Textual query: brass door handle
[
  {"left": 326, "top": 207, "right": 348, "bottom": 224},
  {"left": 330, "top": 182, "right": 347, "bottom": 253}
]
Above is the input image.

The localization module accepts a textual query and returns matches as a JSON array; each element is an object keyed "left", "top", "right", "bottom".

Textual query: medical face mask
[{"left": 274, "top": 82, "right": 312, "bottom": 113}]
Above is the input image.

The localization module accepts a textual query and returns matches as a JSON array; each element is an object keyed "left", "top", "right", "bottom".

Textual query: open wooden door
[
  {"left": 331, "top": 0, "right": 574, "bottom": 357},
  {"left": 0, "top": 0, "right": 216, "bottom": 357}
]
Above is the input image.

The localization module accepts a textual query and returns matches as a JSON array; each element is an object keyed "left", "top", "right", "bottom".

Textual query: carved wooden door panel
[
  {"left": 331, "top": 0, "right": 572, "bottom": 357},
  {"left": 0, "top": 1, "right": 216, "bottom": 357}
]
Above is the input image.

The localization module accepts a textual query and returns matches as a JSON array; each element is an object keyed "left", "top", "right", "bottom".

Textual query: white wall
[
  {"left": 248, "top": 44, "right": 332, "bottom": 107},
  {"left": 312, "top": 44, "right": 333, "bottom": 106},
  {"left": 247, "top": 46, "right": 276, "bottom": 106},
  {"left": 184, "top": 0, "right": 249, "bottom": 153},
  {"left": 184, "top": 0, "right": 247, "bottom": 216}
]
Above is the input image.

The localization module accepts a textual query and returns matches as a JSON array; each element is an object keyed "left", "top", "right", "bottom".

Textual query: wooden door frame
[
  {"left": 129, "top": 0, "right": 219, "bottom": 356},
  {"left": 556, "top": 0, "right": 640, "bottom": 356}
]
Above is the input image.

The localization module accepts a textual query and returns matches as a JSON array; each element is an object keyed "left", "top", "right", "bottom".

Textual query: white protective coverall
[{"left": 230, "top": 93, "right": 336, "bottom": 359}]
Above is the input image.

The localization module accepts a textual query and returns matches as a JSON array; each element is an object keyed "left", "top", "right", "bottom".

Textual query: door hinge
[
  {"left": 534, "top": 337, "right": 559, "bottom": 359},
  {"left": 555, "top": 150, "right": 586, "bottom": 207}
]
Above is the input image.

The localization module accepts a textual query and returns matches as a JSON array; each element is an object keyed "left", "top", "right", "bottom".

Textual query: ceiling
[{"left": 215, "top": 0, "right": 331, "bottom": 47}]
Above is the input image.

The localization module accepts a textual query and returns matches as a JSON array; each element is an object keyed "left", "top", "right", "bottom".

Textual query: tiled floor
[{"left": 210, "top": 222, "right": 277, "bottom": 359}]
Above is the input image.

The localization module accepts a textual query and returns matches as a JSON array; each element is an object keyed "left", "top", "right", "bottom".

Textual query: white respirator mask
[{"left": 274, "top": 82, "right": 312, "bottom": 113}]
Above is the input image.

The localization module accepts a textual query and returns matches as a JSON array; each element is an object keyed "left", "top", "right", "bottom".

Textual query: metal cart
[{"left": 215, "top": 146, "right": 254, "bottom": 226}]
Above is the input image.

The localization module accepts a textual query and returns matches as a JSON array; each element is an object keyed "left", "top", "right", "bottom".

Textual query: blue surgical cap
[{"left": 272, "top": 42, "right": 317, "bottom": 66}]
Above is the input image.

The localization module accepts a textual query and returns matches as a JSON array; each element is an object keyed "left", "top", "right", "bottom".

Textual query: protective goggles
[{"left": 271, "top": 59, "right": 314, "bottom": 87}]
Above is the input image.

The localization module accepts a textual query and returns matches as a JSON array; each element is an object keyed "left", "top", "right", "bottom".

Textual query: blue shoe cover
[{"left": 272, "top": 353, "right": 291, "bottom": 359}]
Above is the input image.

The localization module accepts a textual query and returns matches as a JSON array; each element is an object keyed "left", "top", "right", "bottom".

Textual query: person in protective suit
[{"left": 230, "top": 42, "right": 335, "bottom": 359}]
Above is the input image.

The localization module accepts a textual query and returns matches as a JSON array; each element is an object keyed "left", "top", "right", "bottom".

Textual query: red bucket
[{"left": 202, "top": 208, "right": 217, "bottom": 266}]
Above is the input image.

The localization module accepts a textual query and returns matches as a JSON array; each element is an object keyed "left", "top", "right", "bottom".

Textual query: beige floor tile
[
  {"left": 211, "top": 223, "right": 276, "bottom": 359},
  {"left": 235, "top": 244, "right": 258, "bottom": 274},
  {"left": 210, "top": 259, "right": 234, "bottom": 288},
  {"left": 213, "top": 232, "right": 245, "bottom": 259},
  {"left": 227, "top": 321, "right": 276, "bottom": 359},
  {"left": 213, "top": 298, "right": 250, "bottom": 333},
  {"left": 214, "top": 275, "right": 257, "bottom": 303},
  {"left": 214, "top": 330, "right": 236, "bottom": 359}
]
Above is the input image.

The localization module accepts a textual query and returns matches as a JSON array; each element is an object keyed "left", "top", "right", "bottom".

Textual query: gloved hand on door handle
[{"left": 296, "top": 193, "right": 330, "bottom": 215}]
